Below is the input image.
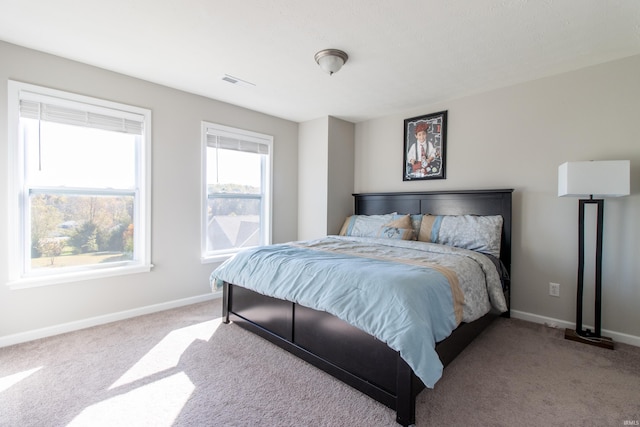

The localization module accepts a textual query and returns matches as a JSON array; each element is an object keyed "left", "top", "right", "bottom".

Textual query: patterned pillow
[
  {"left": 339, "top": 213, "right": 396, "bottom": 237},
  {"left": 418, "top": 214, "right": 503, "bottom": 257},
  {"left": 393, "top": 213, "right": 422, "bottom": 238},
  {"left": 377, "top": 214, "right": 416, "bottom": 240}
]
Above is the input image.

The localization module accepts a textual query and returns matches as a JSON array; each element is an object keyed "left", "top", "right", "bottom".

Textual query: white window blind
[
  {"left": 19, "top": 96, "right": 144, "bottom": 135},
  {"left": 206, "top": 134, "right": 269, "bottom": 155}
]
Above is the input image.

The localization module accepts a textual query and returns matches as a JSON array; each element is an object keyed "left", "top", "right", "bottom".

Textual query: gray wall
[
  {"left": 0, "top": 41, "right": 298, "bottom": 339},
  {"left": 326, "top": 116, "right": 355, "bottom": 235},
  {"left": 354, "top": 54, "right": 640, "bottom": 340}
]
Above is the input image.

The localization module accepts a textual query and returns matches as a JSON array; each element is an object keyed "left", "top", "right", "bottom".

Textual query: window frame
[
  {"left": 7, "top": 81, "right": 152, "bottom": 289},
  {"left": 201, "top": 121, "right": 273, "bottom": 263}
]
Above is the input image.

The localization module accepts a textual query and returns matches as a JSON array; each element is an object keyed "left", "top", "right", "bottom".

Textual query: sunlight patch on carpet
[
  {"left": 68, "top": 372, "right": 194, "bottom": 427},
  {"left": 0, "top": 366, "right": 42, "bottom": 393},
  {"left": 110, "top": 318, "right": 221, "bottom": 390}
]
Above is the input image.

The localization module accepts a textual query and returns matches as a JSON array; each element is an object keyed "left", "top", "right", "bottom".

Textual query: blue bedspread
[{"left": 210, "top": 236, "right": 505, "bottom": 388}]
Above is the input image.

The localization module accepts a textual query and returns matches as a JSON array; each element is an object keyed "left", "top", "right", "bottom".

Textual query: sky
[
  {"left": 24, "top": 119, "right": 137, "bottom": 189},
  {"left": 206, "top": 147, "right": 262, "bottom": 188}
]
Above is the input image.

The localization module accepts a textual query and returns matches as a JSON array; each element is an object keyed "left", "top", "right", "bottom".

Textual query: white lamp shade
[{"left": 558, "top": 160, "right": 630, "bottom": 197}]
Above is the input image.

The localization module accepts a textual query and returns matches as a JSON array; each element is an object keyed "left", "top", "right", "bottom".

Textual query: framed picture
[{"left": 403, "top": 110, "right": 447, "bottom": 181}]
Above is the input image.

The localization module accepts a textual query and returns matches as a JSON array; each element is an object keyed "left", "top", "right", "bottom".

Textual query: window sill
[
  {"left": 7, "top": 264, "right": 152, "bottom": 290},
  {"left": 200, "top": 253, "right": 235, "bottom": 264}
]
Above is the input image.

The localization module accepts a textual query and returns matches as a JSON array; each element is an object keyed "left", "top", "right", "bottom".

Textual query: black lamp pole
[{"left": 565, "top": 197, "right": 613, "bottom": 349}]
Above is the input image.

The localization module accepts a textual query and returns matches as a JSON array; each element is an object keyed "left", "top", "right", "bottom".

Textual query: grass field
[{"left": 31, "top": 252, "right": 129, "bottom": 269}]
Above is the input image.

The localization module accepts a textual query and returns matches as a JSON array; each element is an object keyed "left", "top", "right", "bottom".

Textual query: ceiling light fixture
[{"left": 314, "top": 49, "right": 348, "bottom": 76}]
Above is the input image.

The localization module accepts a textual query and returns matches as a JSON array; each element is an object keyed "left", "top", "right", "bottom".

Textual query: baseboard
[
  {"left": 0, "top": 292, "right": 222, "bottom": 349},
  {"left": 511, "top": 310, "right": 640, "bottom": 348},
  {"left": 4, "top": 300, "right": 637, "bottom": 349}
]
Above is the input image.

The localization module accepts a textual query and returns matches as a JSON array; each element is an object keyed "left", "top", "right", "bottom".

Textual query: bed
[{"left": 211, "top": 189, "right": 513, "bottom": 426}]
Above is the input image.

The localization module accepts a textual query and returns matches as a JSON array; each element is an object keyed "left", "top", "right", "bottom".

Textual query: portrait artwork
[{"left": 403, "top": 110, "right": 447, "bottom": 181}]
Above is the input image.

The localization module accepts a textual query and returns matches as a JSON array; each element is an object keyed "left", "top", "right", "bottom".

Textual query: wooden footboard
[
  {"left": 223, "top": 282, "right": 424, "bottom": 425},
  {"left": 223, "top": 282, "right": 500, "bottom": 426}
]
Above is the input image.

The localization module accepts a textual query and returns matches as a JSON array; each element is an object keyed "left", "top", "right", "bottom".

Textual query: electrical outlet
[{"left": 549, "top": 282, "right": 560, "bottom": 297}]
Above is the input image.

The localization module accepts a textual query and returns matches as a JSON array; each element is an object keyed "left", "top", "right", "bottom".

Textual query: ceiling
[{"left": 1, "top": 0, "right": 639, "bottom": 123}]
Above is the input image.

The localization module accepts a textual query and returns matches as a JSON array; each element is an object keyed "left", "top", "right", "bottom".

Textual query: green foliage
[
  {"left": 209, "top": 198, "right": 260, "bottom": 216},
  {"left": 69, "top": 222, "right": 98, "bottom": 253},
  {"left": 105, "top": 222, "right": 129, "bottom": 252},
  {"left": 208, "top": 184, "right": 261, "bottom": 216},
  {"left": 209, "top": 183, "right": 260, "bottom": 195},
  {"left": 123, "top": 224, "right": 134, "bottom": 253},
  {"left": 30, "top": 194, "right": 134, "bottom": 257},
  {"left": 31, "top": 195, "right": 64, "bottom": 258}
]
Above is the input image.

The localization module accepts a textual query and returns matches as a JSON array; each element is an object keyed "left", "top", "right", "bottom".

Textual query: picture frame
[{"left": 403, "top": 110, "right": 447, "bottom": 181}]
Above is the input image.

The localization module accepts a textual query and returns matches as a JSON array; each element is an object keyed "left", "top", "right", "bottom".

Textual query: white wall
[
  {"left": 298, "top": 117, "right": 329, "bottom": 239},
  {"left": 354, "top": 54, "right": 640, "bottom": 340},
  {"left": 298, "top": 116, "right": 355, "bottom": 239},
  {"left": 0, "top": 41, "right": 298, "bottom": 341}
]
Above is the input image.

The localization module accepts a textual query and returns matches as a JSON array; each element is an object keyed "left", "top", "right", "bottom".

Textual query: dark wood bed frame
[{"left": 221, "top": 189, "right": 513, "bottom": 426}]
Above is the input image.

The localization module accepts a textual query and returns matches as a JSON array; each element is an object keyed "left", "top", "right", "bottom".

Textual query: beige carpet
[{"left": 1, "top": 299, "right": 639, "bottom": 427}]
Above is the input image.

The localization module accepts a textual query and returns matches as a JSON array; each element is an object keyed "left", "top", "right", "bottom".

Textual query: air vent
[{"left": 221, "top": 74, "right": 255, "bottom": 88}]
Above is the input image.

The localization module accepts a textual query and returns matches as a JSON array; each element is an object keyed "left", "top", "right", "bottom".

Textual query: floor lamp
[{"left": 558, "top": 160, "right": 630, "bottom": 350}]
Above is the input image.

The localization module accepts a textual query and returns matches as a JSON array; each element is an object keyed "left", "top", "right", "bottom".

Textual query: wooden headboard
[{"left": 353, "top": 189, "right": 513, "bottom": 276}]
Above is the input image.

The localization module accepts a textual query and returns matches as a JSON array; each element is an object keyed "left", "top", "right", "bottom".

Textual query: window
[
  {"left": 201, "top": 122, "right": 272, "bottom": 261},
  {"left": 7, "top": 81, "right": 151, "bottom": 288}
]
